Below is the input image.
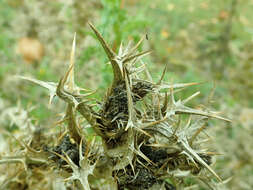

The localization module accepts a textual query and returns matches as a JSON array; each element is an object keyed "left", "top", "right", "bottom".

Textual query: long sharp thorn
[
  {"left": 118, "top": 42, "right": 123, "bottom": 55},
  {"left": 157, "top": 63, "right": 168, "bottom": 85},
  {"left": 88, "top": 22, "right": 123, "bottom": 85},
  {"left": 123, "top": 50, "right": 151, "bottom": 63},
  {"left": 62, "top": 64, "right": 74, "bottom": 87},
  {"left": 88, "top": 22, "right": 115, "bottom": 61},
  {"left": 158, "top": 82, "right": 201, "bottom": 91},
  {"left": 16, "top": 76, "right": 56, "bottom": 92},
  {"left": 68, "top": 32, "right": 76, "bottom": 91},
  {"left": 181, "top": 140, "right": 222, "bottom": 182},
  {"left": 189, "top": 124, "right": 206, "bottom": 146},
  {"left": 126, "top": 35, "right": 145, "bottom": 56},
  {"left": 185, "top": 115, "right": 192, "bottom": 129},
  {"left": 182, "top": 91, "right": 200, "bottom": 104},
  {"left": 175, "top": 109, "right": 232, "bottom": 122},
  {"left": 161, "top": 92, "right": 168, "bottom": 115},
  {"left": 141, "top": 117, "right": 166, "bottom": 129}
]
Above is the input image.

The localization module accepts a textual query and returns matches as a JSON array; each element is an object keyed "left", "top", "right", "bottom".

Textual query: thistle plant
[{"left": 2, "top": 23, "right": 231, "bottom": 190}]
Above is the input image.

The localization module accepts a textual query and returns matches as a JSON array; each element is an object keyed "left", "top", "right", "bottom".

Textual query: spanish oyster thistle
[{"left": 19, "top": 23, "right": 230, "bottom": 190}]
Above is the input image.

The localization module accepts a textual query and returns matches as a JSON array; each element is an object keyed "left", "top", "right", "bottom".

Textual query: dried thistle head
[{"left": 9, "top": 23, "right": 232, "bottom": 190}]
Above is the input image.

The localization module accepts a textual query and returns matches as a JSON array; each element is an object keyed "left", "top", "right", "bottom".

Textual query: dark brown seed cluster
[{"left": 50, "top": 135, "right": 86, "bottom": 166}]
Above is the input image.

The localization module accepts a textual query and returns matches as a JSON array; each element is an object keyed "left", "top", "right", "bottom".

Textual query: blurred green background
[{"left": 0, "top": 0, "right": 252, "bottom": 189}]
